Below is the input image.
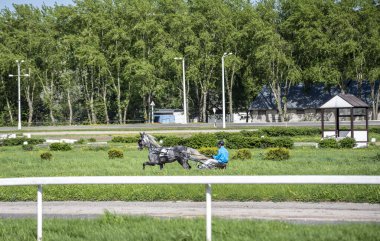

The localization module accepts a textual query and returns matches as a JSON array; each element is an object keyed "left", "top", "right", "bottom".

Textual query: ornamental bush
[
  {"left": 264, "top": 148, "right": 290, "bottom": 161},
  {"left": 111, "top": 136, "right": 139, "bottom": 143},
  {"left": 161, "top": 136, "right": 184, "bottom": 146},
  {"left": 184, "top": 134, "right": 218, "bottom": 148},
  {"left": 76, "top": 138, "right": 86, "bottom": 144},
  {"left": 198, "top": 147, "right": 218, "bottom": 156},
  {"left": 40, "top": 152, "right": 52, "bottom": 160},
  {"left": 1, "top": 137, "right": 45, "bottom": 146},
  {"left": 318, "top": 139, "right": 339, "bottom": 148},
  {"left": 339, "top": 137, "right": 356, "bottom": 148},
  {"left": 232, "top": 149, "right": 252, "bottom": 160},
  {"left": 22, "top": 144, "right": 34, "bottom": 151},
  {"left": 260, "top": 127, "right": 320, "bottom": 137},
  {"left": 50, "top": 143, "right": 72, "bottom": 151},
  {"left": 108, "top": 149, "right": 124, "bottom": 159}
]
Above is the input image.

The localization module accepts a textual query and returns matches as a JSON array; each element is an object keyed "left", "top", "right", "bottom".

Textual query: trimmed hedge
[
  {"left": 259, "top": 127, "right": 321, "bottom": 137},
  {"left": 1, "top": 137, "right": 45, "bottom": 146},
  {"left": 198, "top": 147, "right": 218, "bottom": 156},
  {"left": 184, "top": 134, "right": 218, "bottom": 148},
  {"left": 50, "top": 143, "right": 72, "bottom": 151},
  {"left": 111, "top": 136, "right": 139, "bottom": 143},
  {"left": 111, "top": 132, "right": 294, "bottom": 149},
  {"left": 160, "top": 136, "right": 184, "bottom": 146},
  {"left": 319, "top": 138, "right": 356, "bottom": 149},
  {"left": 339, "top": 137, "right": 356, "bottom": 148}
]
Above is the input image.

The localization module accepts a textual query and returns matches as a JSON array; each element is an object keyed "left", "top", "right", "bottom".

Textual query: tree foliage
[{"left": 0, "top": 0, "right": 379, "bottom": 125}]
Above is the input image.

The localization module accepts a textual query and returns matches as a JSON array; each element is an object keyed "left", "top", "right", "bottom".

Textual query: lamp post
[
  {"left": 9, "top": 60, "right": 29, "bottom": 130},
  {"left": 221, "top": 53, "right": 232, "bottom": 129},
  {"left": 174, "top": 57, "right": 187, "bottom": 124},
  {"left": 150, "top": 101, "right": 155, "bottom": 124}
]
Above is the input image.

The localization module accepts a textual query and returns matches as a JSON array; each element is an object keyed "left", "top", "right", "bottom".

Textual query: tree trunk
[
  {"left": 90, "top": 95, "right": 96, "bottom": 124},
  {"left": 226, "top": 64, "right": 236, "bottom": 123},
  {"left": 67, "top": 90, "right": 73, "bottom": 125},
  {"left": 370, "top": 82, "right": 378, "bottom": 120},
  {"left": 201, "top": 91, "right": 207, "bottom": 122},
  {"left": 26, "top": 83, "right": 35, "bottom": 126},
  {"left": 102, "top": 83, "right": 109, "bottom": 124},
  {"left": 116, "top": 76, "right": 122, "bottom": 124},
  {"left": 5, "top": 97, "right": 14, "bottom": 125},
  {"left": 270, "top": 82, "right": 284, "bottom": 122}
]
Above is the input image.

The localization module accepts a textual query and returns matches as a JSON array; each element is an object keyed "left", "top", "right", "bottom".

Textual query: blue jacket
[{"left": 213, "top": 146, "right": 229, "bottom": 164}]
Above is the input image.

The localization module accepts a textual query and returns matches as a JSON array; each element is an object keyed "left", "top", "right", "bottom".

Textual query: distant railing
[{"left": 1, "top": 175, "right": 379, "bottom": 241}]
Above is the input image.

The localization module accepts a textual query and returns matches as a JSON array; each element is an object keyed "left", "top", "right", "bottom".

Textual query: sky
[{"left": 0, "top": 0, "right": 74, "bottom": 11}]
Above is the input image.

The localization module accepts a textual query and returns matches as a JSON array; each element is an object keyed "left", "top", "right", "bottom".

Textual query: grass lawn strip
[
  {"left": 0, "top": 214, "right": 379, "bottom": 241},
  {"left": 0, "top": 145, "right": 379, "bottom": 202}
]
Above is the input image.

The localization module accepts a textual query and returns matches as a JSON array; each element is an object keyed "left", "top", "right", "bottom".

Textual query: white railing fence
[{"left": 1, "top": 175, "right": 380, "bottom": 241}]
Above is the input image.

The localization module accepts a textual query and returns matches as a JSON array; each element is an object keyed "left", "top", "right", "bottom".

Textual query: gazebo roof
[{"left": 320, "top": 94, "right": 369, "bottom": 109}]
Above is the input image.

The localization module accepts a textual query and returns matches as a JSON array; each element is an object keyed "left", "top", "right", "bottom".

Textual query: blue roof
[{"left": 249, "top": 81, "right": 377, "bottom": 110}]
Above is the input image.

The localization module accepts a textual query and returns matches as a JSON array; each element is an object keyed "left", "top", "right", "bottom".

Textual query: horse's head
[
  {"left": 138, "top": 132, "right": 161, "bottom": 150},
  {"left": 138, "top": 132, "right": 147, "bottom": 150}
]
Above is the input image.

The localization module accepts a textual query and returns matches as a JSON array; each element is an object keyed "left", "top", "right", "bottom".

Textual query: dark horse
[{"left": 138, "top": 132, "right": 194, "bottom": 170}]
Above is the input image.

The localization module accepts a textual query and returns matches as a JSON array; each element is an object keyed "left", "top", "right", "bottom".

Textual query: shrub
[
  {"left": 2, "top": 137, "right": 45, "bottom": 146},
  {"left": 339, "top": 137, "right": 356, "bottom": 148},
  {"left": 215, "top": 132, "right": 233, "bottom": 140},
  {"left": 40, "top": 152, "right": 52, "bottom": 160},
  {"left": 111, "top": 136, "right": 139, "bottom": 143},
  {"left": 161, "top": 136, "right": 184, "bottom": 146},
  {"left": 198, "top": 147, "right": 218, "bottom": 156},
  {"left": 22, "top": 144, "right": 34, "bottom": 151},
  {"left": 50, "top": 143, "right": 72, "bottom": 151},
  {"left": 108, "top": 149, "right": 124, "bottom": 159},
  {"left": 225, "top": 135, "right": 250, "bottom": 149},
  {"left": 240, "top": 130, "right": 260, "bottom": 137},
  {"left": 264, "top": 148, "right": 290, "bottom": 161},
  {"left": 260, "top": 127, "right": 320, "bottom": 137},
  {"left": 184, "top": 134, "right": 218, "bottom": 148},
  {"left": 232, "top": 149, "right": 252, "bottom": 160},
  {"left": 88, "top": 138, "right": 97, "bottom": 142},
  {"left": 76, "top": 138, "right": 86, "bottom": 144},
  {"left": 274, "top": 137, "right": 294, "bottom": 148},
  {"left": 86, "top": 145, "right": 109, "bottom": 151},
  {"left": 318, "top": 139, "right": 339, "bottom": 148}
]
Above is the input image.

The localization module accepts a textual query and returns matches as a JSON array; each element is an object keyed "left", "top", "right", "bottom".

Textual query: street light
[
  {"left": 9, "top": 60, "right": 29, "bottom": 130},
  {"left": 150, "top": 101, "right": 155, "bottom": 124},
  {"left": 221, "top": 52, "right": 232, "bottom": 129},
  {"left": 174, "top": 57, "right": 187, "bottom": 124}
]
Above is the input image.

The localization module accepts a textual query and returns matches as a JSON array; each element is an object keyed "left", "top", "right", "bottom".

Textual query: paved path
[{"left": 1, "top": 201, "right": 379, "bottom": 223}]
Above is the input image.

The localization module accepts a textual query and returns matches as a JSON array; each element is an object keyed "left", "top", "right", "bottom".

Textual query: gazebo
[{"left": 319, "top": 94, "right": 369, "bottom": 146}]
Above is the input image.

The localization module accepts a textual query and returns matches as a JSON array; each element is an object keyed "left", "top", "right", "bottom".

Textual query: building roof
[
  {"left": 320, "top": 94, "right": 368, "bottom": 109},
  {"left": 249, "top": 81, "right": 376, "bottom": 111},
  {"left": 154, "top": 109, "right": 183, "bottom": 114}
]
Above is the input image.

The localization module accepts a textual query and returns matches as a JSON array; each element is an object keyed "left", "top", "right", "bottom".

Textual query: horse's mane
[{"left": 145, "top": 133, "right": 161, "bottom": 147}]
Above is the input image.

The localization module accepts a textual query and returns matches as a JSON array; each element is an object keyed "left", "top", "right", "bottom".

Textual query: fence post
[
  {"left": 206, "top": 183, "right": 212, "bottom": 241},
  {"left": 37, "top": 185, "right": 43, "bottom": 241}
]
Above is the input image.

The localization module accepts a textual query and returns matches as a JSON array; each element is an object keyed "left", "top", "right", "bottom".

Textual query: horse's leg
[
  {"left": 178, "top": 158, "right": 191, "bottom": 170},
  {"left": 143, "top": 161, "right": 156, "bottom": 170},
  {"left": 159, "top": 164, "right": 164, "bottom": 170}
]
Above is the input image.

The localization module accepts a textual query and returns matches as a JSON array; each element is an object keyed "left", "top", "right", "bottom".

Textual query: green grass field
[
  {"left": 0, "top": 213, "right": 379, "bottom": 241},
  {"left": 0, "top": 144, "right": 379, "bottom": 202}
]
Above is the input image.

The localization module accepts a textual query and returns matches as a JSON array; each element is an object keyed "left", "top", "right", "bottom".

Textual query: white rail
[{"left": 1, "top": 175, "right": 379, "bottom": 241}]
